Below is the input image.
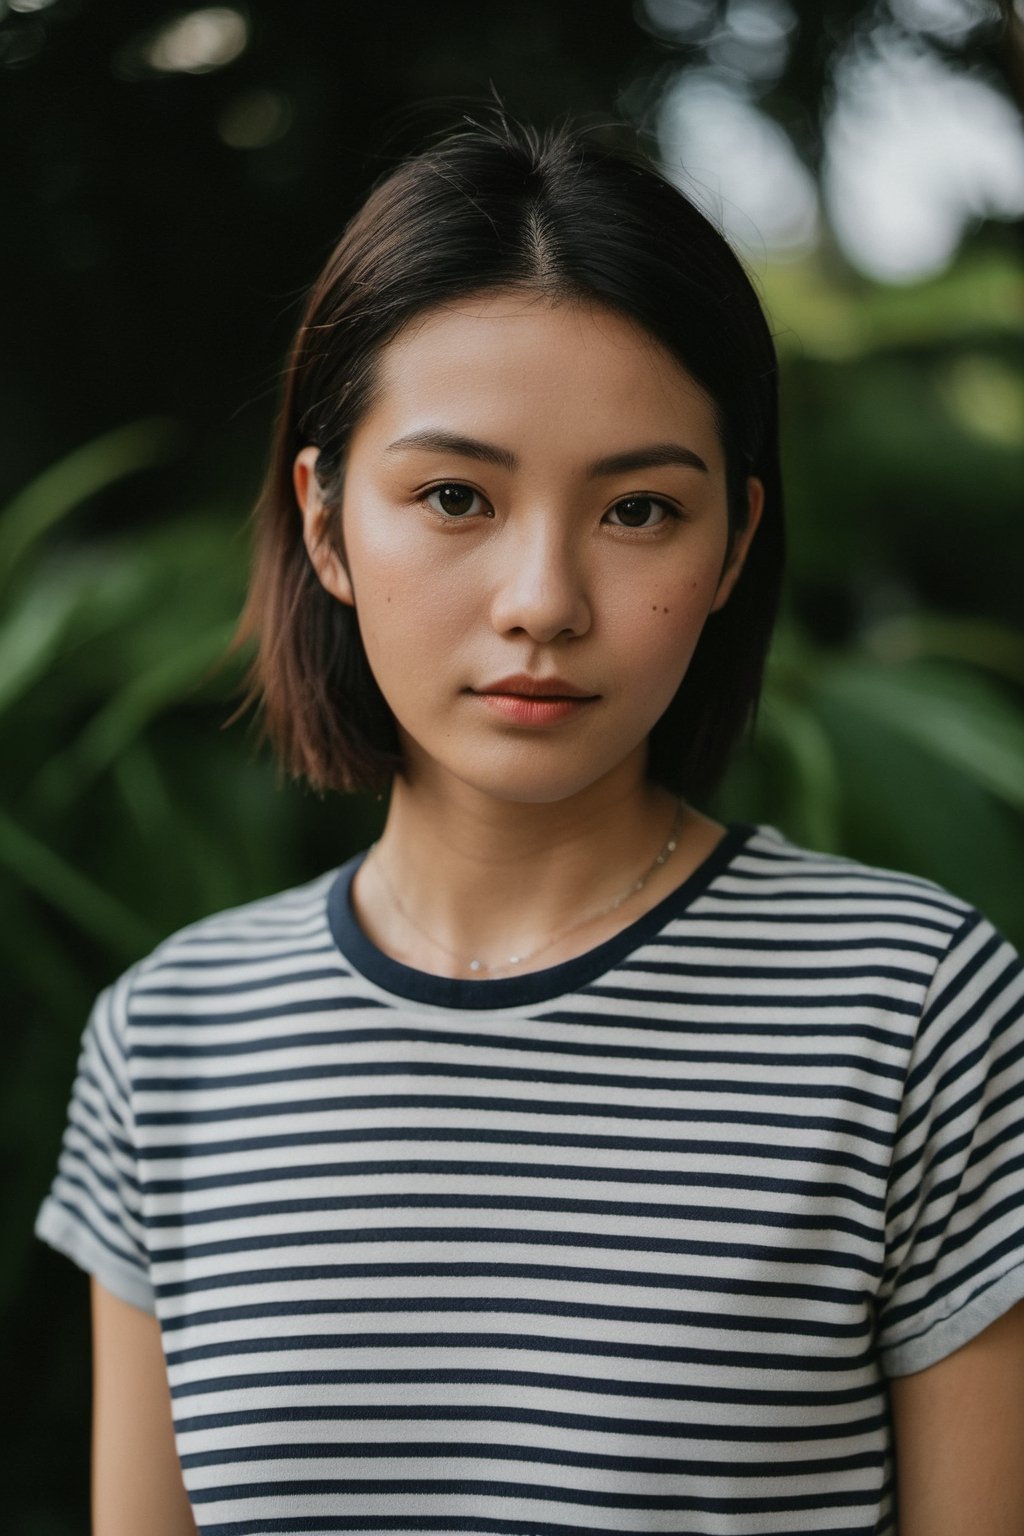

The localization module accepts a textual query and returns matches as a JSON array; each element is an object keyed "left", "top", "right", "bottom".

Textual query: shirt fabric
[{"left": 35, "top": 822, "right": 1024, "bottom": 1535}]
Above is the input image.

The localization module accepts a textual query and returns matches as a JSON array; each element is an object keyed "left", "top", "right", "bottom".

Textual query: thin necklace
[{"left": 368, "top": 799, "right": 686, "bottom": 977}]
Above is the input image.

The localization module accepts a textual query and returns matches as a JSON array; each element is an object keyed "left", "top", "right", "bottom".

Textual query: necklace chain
[{"left": 369, "top": 799, "right": 686, "bottom": 977}]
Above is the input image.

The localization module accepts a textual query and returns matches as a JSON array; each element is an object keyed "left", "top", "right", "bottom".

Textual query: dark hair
[{"left": 237, "top": 113, "right": 784, "bottom": 801}]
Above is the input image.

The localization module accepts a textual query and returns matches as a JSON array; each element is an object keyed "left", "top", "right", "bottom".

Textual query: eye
[
  {"left": 604, "top": 495, "right": 677, "bottom": 530},
  {"left": 422, "top": 483, "right": 491, "bottom": 519}
]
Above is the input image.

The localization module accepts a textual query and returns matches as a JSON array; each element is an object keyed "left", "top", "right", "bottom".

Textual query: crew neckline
[{"left": 326, "top": 821, "right": 756, "bottom": 1010}]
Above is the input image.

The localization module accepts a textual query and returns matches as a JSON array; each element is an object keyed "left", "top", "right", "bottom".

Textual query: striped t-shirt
[{"left": 36, "top": 822, "right": 1024, "bottom": 1535}]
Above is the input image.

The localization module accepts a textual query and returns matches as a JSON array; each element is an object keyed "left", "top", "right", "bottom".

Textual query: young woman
[{"left": 37, "top": 117, "right": 1024, "bottom": 1536}]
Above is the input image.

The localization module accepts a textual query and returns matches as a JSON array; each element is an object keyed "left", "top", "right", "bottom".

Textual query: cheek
[
  {"left": 605, "top": 564, "right": 723, "bottom": 714},
  {"left": 346, "top": 534, "right": 471, "bottom": 678},
  {"left": 625, "top": 562, "right": 721, "bottom": 650},
  {"left": 642, "top": 605, "right": 711, "bottom": 688}
]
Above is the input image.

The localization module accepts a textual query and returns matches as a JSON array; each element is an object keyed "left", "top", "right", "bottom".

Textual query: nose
[{"left": 488, "top": 517, "right": 592, "bottom": 644}]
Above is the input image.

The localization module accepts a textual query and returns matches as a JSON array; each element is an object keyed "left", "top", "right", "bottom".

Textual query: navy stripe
[
  {"left": 139, "top": 1123, "right": 890, "bottom": 1174},
  {"left": 537, "top": 1009, "right": 910, "bottom": 1045},
  {"left": 169, "top": 1365, "right": 880, "bottom": 1407},
  {"left": 172, "top": 1401, "right": 887, "bottom": 1442},
  {"left": 150, "top": 1222, "right": 883, "bottom": 1274},
  {"left": 165, "top": 1328, "right": 876, "bottom": 1372},
  {"left": 155, "top": 1258, "right": 867, "bottom": 1303},
  {"left": 187, "top": 1474, "right": 878, "bottom": 1512},
  {"left": 134, "top": 1059, "right": 902, "bottom": 1109},
  {"left": 145, "top": 1158, "right": 887, "bottom": 1212},
  {"left": 146, "top": 1190, "right": 881, "bottom": 1244},
  {"left": 180, "top": 1439, "right": 883, "bottom": 1477},
  {"left": 159, "top": 1293, "right": 870, "bottom": 1338},
  {"left": 197, "top": 1520, "right": 872, "bottom": 1536},
  {"left": 132, "top": 1027, "right": 909, "bottom": 1079},
  {"left": 136, "top": 1092, "right": 898, "bottom": 1144}
]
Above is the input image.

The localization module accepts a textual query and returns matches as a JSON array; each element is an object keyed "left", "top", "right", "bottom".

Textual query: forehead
[{"left": 357, "top": 291, "right": 723, "bottom": 465}]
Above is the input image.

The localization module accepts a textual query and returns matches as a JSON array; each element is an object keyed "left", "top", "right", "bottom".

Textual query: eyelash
[{"left": 418, "top": 482, "right": 682, "bottom": 531}]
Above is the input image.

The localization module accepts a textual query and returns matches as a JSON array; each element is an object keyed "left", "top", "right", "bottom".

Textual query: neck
[{"left": 350, "top": 759, "right": 722, "bottom": 978}]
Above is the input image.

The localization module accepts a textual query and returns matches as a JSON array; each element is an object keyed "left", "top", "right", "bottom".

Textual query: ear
[
  {"left": 710, "top": 476, "right": 764, "bottom": 613},
  {"left": 294, "top": 445, "right": 354, "bottom": 607}
]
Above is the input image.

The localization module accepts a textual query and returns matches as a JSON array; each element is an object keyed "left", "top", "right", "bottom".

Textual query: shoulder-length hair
[{"left": 237, "top": 114, "right": 785, "bottom": 802}]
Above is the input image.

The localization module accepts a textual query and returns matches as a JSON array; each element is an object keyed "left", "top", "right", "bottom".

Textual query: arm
[
  {"left": 889, "top": 1296, "right": 1024, "bottom": 1536},
  {"left": 90, "top": 1277, "right": 197, "bottom": 1536}
]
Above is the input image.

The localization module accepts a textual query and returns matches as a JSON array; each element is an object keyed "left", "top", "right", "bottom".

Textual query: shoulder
[
  {"left": 725, "top": 824, "right": 1022, "bottom": 1003},
  {"left": 729, "top": 823, "right": 979, "bottom": 932},
  {"left": 142, "top": 865, "right": 344, "bottom": 960},
  {"left": 693, "top": 823, "right": 1022, "bottom": 998},
  {"left": 664, "top": 827, "right": 1023, "bottom": 1095},
  {"left": 103, "top": 862, "right": 357, "bottom": 1027}
]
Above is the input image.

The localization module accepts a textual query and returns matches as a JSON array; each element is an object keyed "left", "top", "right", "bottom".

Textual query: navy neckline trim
[{"left": 326, "top": 821, "right": 756, "bottom": 1010}]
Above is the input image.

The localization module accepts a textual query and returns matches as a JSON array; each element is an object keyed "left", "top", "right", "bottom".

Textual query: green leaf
[
  {"left": 756, "top": 689, "right": 842, "bottom": 850},
  {"left": 0, "top": 559, "right": 116, "bottom": 717},
  {"left": 816, "top": 660, "right": 1024, "bottom": 812},
  {"left": 0, "top": 807, "right": 157, "bottom": 957},
  {"left": 31, "top": 622, "right": 237, "bottom": 813},
  {"left": 0, "top": 419, "right": 181, "bottom": 588},
  {"left": 863, "top": 615, "right": 1024, "bottom": 686}
]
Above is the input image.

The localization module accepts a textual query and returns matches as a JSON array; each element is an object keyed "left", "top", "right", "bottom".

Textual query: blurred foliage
[
  {"left": 0, "top": 422, "right": 382, "bottom": 1288},
  {"left": 714, "top": 242, "right": 1024, "bottom": 924},
  {"left": 1, "top": 0, "right": 1022, "bottom": 1530},
  {"left": 0, "top": 425, "right": 383, "bottom": 1532}
]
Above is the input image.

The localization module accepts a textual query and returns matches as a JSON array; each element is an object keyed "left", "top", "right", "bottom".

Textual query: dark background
[{"left": 2, "top": 2, "right": 1022, "bottom": 1527}]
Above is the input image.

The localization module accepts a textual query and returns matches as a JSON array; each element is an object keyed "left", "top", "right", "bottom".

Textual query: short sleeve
[
  {"left": 34, "top": 966, "right": 155, "bottom": 1314},
  {"left": 877, "top": 909, "right": 1024, "bottom": 1375}
]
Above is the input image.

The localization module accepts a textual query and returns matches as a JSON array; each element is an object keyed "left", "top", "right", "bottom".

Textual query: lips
[
  {"left": 472, "top": 674, "right": 598, "bottom": 700},
  {"left": 468, "top": 675, "right": 600, "bottom": 728}
]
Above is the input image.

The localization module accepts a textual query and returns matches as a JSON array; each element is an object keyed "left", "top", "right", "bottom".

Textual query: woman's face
[{"left": 296, "top": 291, "right": 762, "bottom": 807}]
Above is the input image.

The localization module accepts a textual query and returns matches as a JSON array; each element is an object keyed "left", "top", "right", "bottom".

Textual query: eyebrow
[
  {"left": 385, "top": 429, "right": 708, "bottom": 477},
  {"left": 593, "top": 442, "right": 709, "bottom": 476}
]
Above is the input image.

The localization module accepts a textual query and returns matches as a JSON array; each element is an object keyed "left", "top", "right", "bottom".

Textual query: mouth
[
  {"left": 468, "top": 675, "right": 600, "bottom": 726},
  {"left": 471, "top": 674, "right": 599, "bottom": 701}
]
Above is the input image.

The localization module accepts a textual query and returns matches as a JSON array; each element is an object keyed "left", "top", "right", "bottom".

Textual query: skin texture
[
  {"left": 296, "top": 291, "right": 763, "bottom": 977},
  {"left": 90, "top": 1278, "right": 196, "bottom": 1535},
  {"left": 888, "top": 1296, "right": 1024, "bottom": 1534},
  {"left": 302, "top": 293, "right": 757, "bottom": 812}
]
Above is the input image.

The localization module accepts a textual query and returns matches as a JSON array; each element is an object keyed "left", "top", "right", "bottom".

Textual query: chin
[{"left": 445, "top": 745, "right": 646, "bottom": 808}]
